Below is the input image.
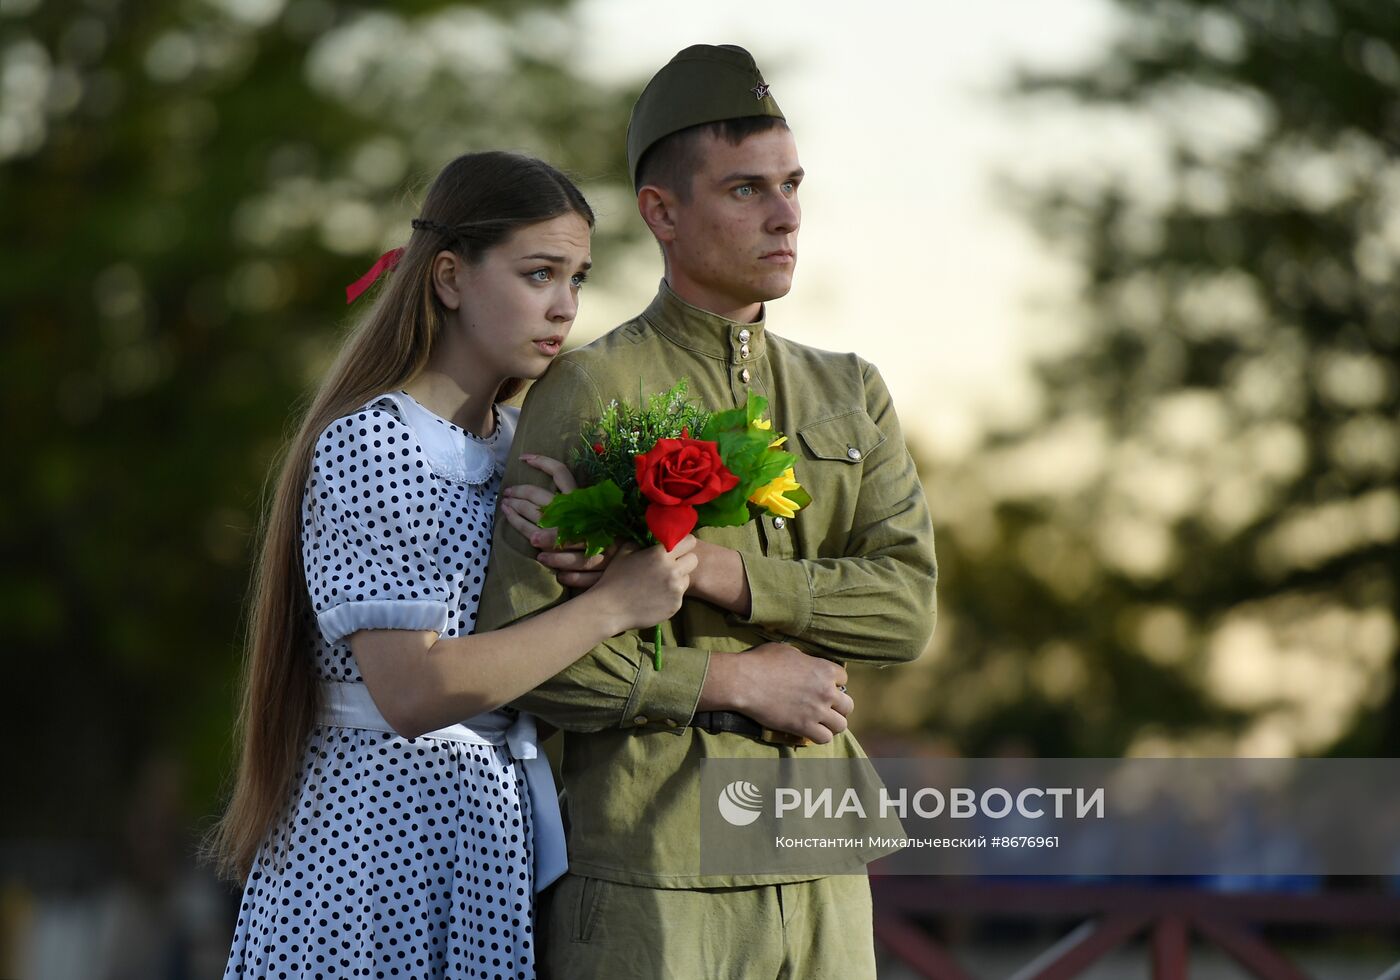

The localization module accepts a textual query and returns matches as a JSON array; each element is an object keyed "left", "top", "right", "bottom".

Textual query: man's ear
[
  {"left": 431, "top": 250, "right": 463, "bottom": 310},
  {"left": 637, "top": 185, "right": 679, "bottom": 244}
]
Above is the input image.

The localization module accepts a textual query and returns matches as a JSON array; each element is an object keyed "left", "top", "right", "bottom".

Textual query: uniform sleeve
[
  {"left": 302, "top": 408, "right": 451, "bottom": 645},
  {"left": 475, "top": 359, "right": 710, "bottom": 734},
  {"left": 735, "top": 361, "right": 937, "bottom": 665}
]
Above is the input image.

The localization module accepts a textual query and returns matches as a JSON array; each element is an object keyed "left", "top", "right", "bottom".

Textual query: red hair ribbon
[{"left": 345, "top": 247, "right": 405, "bottom": 304}]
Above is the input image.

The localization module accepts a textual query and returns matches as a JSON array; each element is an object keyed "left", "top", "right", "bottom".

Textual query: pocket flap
[{"left": 797, "top": 411, "right": 885, "bottom": 463}]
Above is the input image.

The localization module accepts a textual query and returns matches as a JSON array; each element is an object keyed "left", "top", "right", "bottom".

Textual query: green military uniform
[{"left": 475, "top": 44, "right": 937, "bottom": 979}]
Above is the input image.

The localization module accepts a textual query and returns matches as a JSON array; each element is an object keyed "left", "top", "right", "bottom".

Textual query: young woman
[{"left": 211, "top": 151, "right": 697, "bottom": 979}]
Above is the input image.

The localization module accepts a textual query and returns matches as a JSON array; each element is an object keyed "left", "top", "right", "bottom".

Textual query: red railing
[{"left": 872, "top": 878, "right": 1400, "bottom": 980}]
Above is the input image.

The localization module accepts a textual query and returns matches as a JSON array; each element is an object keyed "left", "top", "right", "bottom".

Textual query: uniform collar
[{"left": 641, "top": 279, "right": 768, "bottom": 364}]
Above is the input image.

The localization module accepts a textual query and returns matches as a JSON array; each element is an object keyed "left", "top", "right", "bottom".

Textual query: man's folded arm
[{"left": 735, "top": 361, "right": 937, "bottom": 666}]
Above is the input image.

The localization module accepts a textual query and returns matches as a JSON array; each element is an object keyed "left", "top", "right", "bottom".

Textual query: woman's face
[{"left": 441, "top": 211, "right": 592, "bottom": 383}]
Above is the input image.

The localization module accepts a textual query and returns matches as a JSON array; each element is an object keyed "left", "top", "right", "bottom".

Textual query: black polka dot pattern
[
  {"left": 302, "top": 403, "right": 496, "bottom": 673},
  {"left": 224, "top": 396, "right": 534, "bottom": 979}
]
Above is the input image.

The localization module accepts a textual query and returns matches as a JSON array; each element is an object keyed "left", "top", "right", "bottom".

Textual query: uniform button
[
  {"left": 847, "top": 446, "right": 863, "bottom": 461},
  {"left": 740, "top": 368, "right": 751, "bottom": 383},
  {"left": 633, "top": 715, "right": 648, "bottom": 726},
  {"left": 739, "top": 329, "right": 752, "bottom": 343},
  {"left": 740, "top": 344, "right": 750, "bottom": 359},
  {"left": 773, "top": 517, "right": 787, "bottom": 530},
  {"left": 664, "top": 718, "right": 678, "bottom": 727}
]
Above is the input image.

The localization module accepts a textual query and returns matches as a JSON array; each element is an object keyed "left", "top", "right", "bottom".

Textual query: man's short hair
[{"left": 635, "top": 116, "right": 789, "bottom": 201}]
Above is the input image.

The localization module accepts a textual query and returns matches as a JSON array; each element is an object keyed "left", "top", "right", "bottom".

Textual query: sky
[{"left": 565, "top": 0, "right": 1122, "bottom": 457}]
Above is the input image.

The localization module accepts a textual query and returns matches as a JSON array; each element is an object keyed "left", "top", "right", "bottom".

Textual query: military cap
[{"left": 626, "top": 43, "right": 785, "bottom": 190}]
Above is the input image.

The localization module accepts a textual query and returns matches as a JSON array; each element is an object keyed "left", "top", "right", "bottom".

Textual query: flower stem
[{"left": 652, "top": 623, "right": 663, "bottom": 670}]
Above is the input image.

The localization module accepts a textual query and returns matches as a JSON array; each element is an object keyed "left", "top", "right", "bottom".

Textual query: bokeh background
[{"left": 3, "top": 0, "right": 1398, "bottom": 975}]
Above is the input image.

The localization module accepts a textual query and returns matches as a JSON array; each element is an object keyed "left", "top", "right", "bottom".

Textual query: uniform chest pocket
[{"left": 797, "top": 410, "right": 885, "bottom": 464}]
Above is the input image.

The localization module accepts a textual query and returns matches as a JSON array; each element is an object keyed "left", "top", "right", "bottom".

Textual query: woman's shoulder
[
  {"left": 308, "top": 395, "right": 428, "bottom": 487},
  {"left": 312, "top": 393, "right": 513, "bottom": 486},
  {"left": 312, "top": 395, "right": 419, "bottom": 455}
]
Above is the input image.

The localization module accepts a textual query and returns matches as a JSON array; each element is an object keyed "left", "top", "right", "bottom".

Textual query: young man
[{"left": 477, "top": 44, "right": 937, "bottom": 978}]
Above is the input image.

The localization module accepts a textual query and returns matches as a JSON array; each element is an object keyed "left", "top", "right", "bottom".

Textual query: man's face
[{"left": 667, "top": 126, "right": 803, "bottom": 310}]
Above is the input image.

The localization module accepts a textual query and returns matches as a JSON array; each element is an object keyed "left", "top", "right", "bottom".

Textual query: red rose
[
  {"left": 634, "top": 436, "right": 739, "bottom": 550},
  {"left": 592, "top": 442, "right": 605, "bottom": 455}
]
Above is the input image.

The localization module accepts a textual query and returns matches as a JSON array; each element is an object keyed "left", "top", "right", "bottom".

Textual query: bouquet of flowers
[{"left": 539, "top": 379, "right": 809, "bottom": 669}]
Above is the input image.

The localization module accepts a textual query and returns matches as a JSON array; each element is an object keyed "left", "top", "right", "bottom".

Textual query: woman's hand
[
  {"left": 592, "top": 536, "right": 699, "bottom": 633},
  {"left": 500, "top": 454, "right": 617, "bottom": 589},
  {"left": 500, "top": 453, "right": 574, "bottom": 550}
]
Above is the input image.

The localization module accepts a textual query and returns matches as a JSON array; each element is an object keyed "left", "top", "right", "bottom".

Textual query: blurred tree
[
  {"left": 860, "top": 0, "right": 1399, "bottom": 757},
  {"left": 0, "top": 0, "right": 639, "bottom": 840}
]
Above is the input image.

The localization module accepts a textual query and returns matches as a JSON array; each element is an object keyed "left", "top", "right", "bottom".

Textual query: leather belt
[
  {"left": 690, "top": 710, "right": 810, "bottom": 747},
  {"left": 692, "top": 709, "right": 765, "bottom": 738}
]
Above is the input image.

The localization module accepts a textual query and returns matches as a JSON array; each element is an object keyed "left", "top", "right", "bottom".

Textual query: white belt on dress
[{"left": 318, "top": 680, "right": 567, "bottom": 893}]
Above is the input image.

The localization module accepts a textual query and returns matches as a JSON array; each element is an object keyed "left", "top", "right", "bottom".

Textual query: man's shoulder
[
  {"left": 519, "top": 314, "right": 659, "bottom": 413},
  {"left": 552, "top": 313, "right": 654, "bottom": 376},
  {"left": 767, "top": 331, "right": 876, "bottom": 382}
]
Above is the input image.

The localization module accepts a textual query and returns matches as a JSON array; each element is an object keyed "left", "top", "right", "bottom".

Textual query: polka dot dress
[{"left": 224, "top": 393, "right": 537, "bottom": 980}]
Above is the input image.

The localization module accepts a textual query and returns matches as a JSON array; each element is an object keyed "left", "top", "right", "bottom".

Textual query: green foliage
[
  {"left": 699, "top": 390, "right": 766, "bottom": 434},
  {"left": 548, "top": 381, "right": 805, "bottom": 547},
  {"left": 537, "top": 480, "right": 633, "bottom": 557},
  {"left": 696, "top": 393, "right": 797, "bottom": 527},
  {"left": 571, "top": 379, "right": 712, "bottom": 497}
]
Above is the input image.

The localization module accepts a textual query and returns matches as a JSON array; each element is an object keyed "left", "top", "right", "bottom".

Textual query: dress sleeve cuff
[
  {"left": 735, "top": 552, "right": 813, "bottom": 637},
  {"left": 621, "top": 643, "right": 711, "bottom": 733},
  {"left": 316, "top": 599, "right": 451, "bottom": 645}
]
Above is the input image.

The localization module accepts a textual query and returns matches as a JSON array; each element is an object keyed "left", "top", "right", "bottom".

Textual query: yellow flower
[
  {"left": 749, "top": 467, "right": 803, "bottom": 519},
  {"left": 751, "top": 417, "right": 786, "bottom": 448}
]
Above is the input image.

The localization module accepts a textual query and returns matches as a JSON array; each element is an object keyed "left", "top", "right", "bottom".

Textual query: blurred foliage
[
  {"left": 8, "top": 0, "right": 1398, "bottom": 853},
  {"left": 858, "top": 0, "right": 1400, "bottom": 758},
  {"left": 0, "top": 0, "right": 641, "bottom": 838}
]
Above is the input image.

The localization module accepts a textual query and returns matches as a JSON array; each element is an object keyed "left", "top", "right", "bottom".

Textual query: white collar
[{"left": 367, "top": 392, "right": 516, "bottom": 486}]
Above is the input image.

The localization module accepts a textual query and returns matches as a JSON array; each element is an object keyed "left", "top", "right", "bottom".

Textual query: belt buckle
[{"left": 759, "top": 728, "right": 813, "bottom": 748}]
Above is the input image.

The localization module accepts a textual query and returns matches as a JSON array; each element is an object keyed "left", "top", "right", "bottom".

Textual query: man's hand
[
  {"left": 685, "top": 539, "right": 752, "bottom": 616},
  {"left": 699, "top": 643, "right": 853, "bottom": 745}
]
